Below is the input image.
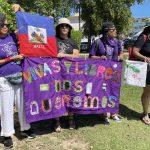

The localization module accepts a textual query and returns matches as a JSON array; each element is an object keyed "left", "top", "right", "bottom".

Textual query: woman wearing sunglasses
[
  {"left": 55, "top": 18, "right": 79, "bottom": 132},
  {"left": 89, "top": 22, "right": 124, "bottom": 125},
  {"left": 0, "top": 4, "right": 35, "bottom": 149}
]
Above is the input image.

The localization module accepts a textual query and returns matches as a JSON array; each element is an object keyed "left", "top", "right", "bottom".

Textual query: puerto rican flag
[{"left": 16, "top": 11, "right": 57, "bottom": 57}]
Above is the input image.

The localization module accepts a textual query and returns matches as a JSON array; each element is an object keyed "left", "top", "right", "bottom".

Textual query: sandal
[
  {"left": 112, "top": 115, "right": 122, "bottom": 123},
  {"left": 55, "top": 125, "right": 61, "bottom": 132},
  {"left": 69, "top": 119, "right": 76, "bottom": 130},
  {"left": 54, "top": 119, "right": 61, "bottom": 132},
  {"left": 141, "top": 115, "right": 150, "bottom": 125}
]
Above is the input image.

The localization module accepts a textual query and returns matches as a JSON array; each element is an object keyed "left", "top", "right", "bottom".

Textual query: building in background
[
  {"left": 131, "top": 18, "right": 150, "bottom": 37},
  {"left": 68, "top": 13, "right": 84, "bottom": 31}
]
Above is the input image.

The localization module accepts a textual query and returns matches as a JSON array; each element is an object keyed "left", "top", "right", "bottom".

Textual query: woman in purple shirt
[
  {"left": 90, "top": 22, "right": 123, "bottom": 125},
  {"left": 0, "top": 5, "right": 35, "bottom": 149}
]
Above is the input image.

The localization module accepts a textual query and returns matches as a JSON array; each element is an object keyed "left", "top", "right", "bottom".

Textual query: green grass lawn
[{"left": 1, "top": 55, "right": 150, "bottom": 150}]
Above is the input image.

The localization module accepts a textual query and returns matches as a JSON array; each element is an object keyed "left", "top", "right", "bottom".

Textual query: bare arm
[
  {"left": 91, "top": 56, "right": 101, "bottom": 58},
  {"left": 91, "top": 55, "right": 107, "bottom": 60},
  {"left": 132, "top": 47, "right": 150, "bottom": 62},
  {"left": 12, "top": 4, "right": 24, "bottom": 35},
  {"left": 12, "top": 4, "right": 24, "bottom": 12},
  {"left": 0, "top": 55, "right": 24, "bottom": 66},
  {"left": 118, "top": 50, "right": 124, "bottom": 61},
  {"left": 57, "top": 49, "right": 79, "bottom": 58}
]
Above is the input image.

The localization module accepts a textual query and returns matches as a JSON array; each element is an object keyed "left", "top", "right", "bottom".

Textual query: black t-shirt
[
  {"left": 56, "top": 37, "right": 78, "bottom": 54},
  {"left": 134, "top": 34, "right": 150, "bottom": 57}
]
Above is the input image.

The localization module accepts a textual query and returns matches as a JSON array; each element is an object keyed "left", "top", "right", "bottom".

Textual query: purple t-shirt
[
  {"left": 89, "top": 37, "right": 122, "bottom": 61},
  {"left": 0, "top": 33, "right": 22, "bottom": 77}
]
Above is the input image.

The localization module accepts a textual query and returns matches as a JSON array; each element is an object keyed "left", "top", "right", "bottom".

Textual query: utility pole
[
  {"left": 75, "top": 0, "right": 81, "bottom": 31},
  {"left": 78, "top": 0, "right": 81, "bottom": 31}
]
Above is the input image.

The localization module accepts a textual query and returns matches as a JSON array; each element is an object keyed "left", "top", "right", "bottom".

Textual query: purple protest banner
[
  {"left": 23, "top": 57, "right": 66, "bottom": 123},
  {"left": 61, "top": 57, "right": 122, "bottom": 114},
  {"left": 23, "top": 57, "right": 122, "bottom": 123}
]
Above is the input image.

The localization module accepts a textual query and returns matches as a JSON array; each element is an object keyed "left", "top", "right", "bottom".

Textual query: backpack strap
[{"left": 95, "top": 38, "right": 101, "bottom": 50}]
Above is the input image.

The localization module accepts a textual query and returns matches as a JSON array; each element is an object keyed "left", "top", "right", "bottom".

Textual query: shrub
[{"left": 71, "top": 30, "right": 82, "bottom": 50}]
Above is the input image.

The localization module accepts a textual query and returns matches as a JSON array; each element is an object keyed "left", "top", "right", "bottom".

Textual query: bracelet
[{"left": 4, "top": 57, "right": 12, "bottom": 63}]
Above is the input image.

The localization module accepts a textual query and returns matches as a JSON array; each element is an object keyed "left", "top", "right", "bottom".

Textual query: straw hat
[{"left": 56, "top": 18, "right": 72, "bottom": 29}]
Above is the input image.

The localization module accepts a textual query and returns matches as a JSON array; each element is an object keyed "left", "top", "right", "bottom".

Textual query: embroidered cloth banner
[
  {"left": 23, "top": 57, "right": 122, "bottom": 123},
  {"left": 16, "top": 12, "right": 57, "bottom": 57}
]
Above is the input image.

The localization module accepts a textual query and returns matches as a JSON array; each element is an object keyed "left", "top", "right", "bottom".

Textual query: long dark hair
[
  {"left": 56, "top": 25, "right": 72, "bottom": 38},
  {"left": 101, "top": 22, "right": 115, "bottom": 49},
  {"left": 141, "top": 26, "right": 150, "bottom": 35},
  {"left": 0, "top": 13, "right": 6, "bottom": 26}
]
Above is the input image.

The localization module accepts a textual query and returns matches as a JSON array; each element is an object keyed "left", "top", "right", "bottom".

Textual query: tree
[
  {"left": 72, "top": 30, "right": 82, "bottom": 50},
  {"left": 80, "top": 0, "right": 144, "bottom": 48},
  {"left": 7, "top": 0, "right": 76, "bottom": 21},
  {"left": 0, "top": 0, "right": 16, "bottom": 30}
]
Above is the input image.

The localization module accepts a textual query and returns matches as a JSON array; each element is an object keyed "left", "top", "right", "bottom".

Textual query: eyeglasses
[
  {"left": 60, "top": 24, "right": 70, "bottom": 28},
  {"left": 108, "top": 28, "right": 116, "bottom": 32},
  {"left": 0, "top": 23, "right": 10, "bottom": 28}
]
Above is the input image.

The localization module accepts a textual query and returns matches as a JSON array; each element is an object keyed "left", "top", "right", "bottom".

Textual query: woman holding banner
[
  {"left": 133, "top": 25, "right": 150, "bottom": 125},
  {"left": 55, "top": 18, "right": 79, "bottom": 132},
  {"left": 89, "top": 22, "right": 124, "bottom": 125},
  {"left": 0, "top": 5, "right": 35, "bottom": 149}
]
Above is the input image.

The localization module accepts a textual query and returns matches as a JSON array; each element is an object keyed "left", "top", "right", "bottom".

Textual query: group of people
[{"left": 0, "top": 4, "right": 150, "bottom": 149}]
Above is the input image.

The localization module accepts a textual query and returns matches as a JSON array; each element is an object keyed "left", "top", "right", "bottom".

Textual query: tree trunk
[{"left": 88, "top": 35, "right": 91, "bottom": 53}]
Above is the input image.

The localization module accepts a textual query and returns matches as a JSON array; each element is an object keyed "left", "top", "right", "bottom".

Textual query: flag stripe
[
  {"left": 16, "top": 11, "right": 55, "bottom": 37},
  {"left": 16, "top": 12, "right": 57, "bottom": 57},
  {"left": 19, "top": 34, "right": 57, "bottom": 57}
]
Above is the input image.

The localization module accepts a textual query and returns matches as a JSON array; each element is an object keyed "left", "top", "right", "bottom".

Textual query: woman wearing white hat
[
  {"left": 55, "top": 18, "right": 79, "bottom": 132},
  {"left": 56, "top": 18, "right": 79, "bottom": 57}
]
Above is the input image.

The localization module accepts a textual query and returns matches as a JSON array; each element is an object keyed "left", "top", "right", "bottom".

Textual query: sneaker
[
  {"left": 21, "top": 129, "right": 36, "bottom": 139},
  {"left": 4, "top": 137, "right": 13, "bottom": 149},
  {"left": 54, "top": 119, "right": 61, "bottom": 132},
  {"left": 112, "top": 115, "right": 122, "bottom": 123},
  {"left": 140, "top": 114, "right": 150, "bottom": 125},
  {"left": 103, "top": 117, "right": 111, "bottom": 125}
]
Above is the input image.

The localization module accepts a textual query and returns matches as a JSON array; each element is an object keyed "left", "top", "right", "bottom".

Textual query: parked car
[
  {"left": 80, "top": 42, "right": 89, "bottom": 53},
  {"left": 123, "top": 38, "right": 135, "bottom": 50}
]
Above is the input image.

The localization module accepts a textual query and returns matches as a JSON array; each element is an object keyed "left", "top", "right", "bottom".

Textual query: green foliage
[
  {"left": 71, "top": 30, "right": 82, "bottom": 50},
  {"left": 81, "top": 0, "right": 144, "bottom": 37},
  {"left": 1, "top": 0, "right": 145, "bottom": 45},
  {"left": 1, "top": 0, "right": 77, "bottom": 30},
  {"left": 52, "top": 0, "right": 75, "bottom": 19},
  {"left": 0, "top": 0, "right": 16, "bottom": 30},
  {"left": 7, "top": 0, "right": 76, "bottom": 21}
]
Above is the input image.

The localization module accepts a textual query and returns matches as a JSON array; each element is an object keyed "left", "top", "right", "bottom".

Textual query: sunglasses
[
  {"left": 60, "top": 24, "right": 70, "bottom": 28},
  {"left": 108, "top": 28, "right": 116, "bottom": 32},
  {"left": 0, "top": 23, "right": 10, "bottom": 28}
]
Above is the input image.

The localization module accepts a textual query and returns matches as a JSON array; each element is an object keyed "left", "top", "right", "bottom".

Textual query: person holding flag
[{"left": 0, "top": 4, "right": 36, "bottom": 149}]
